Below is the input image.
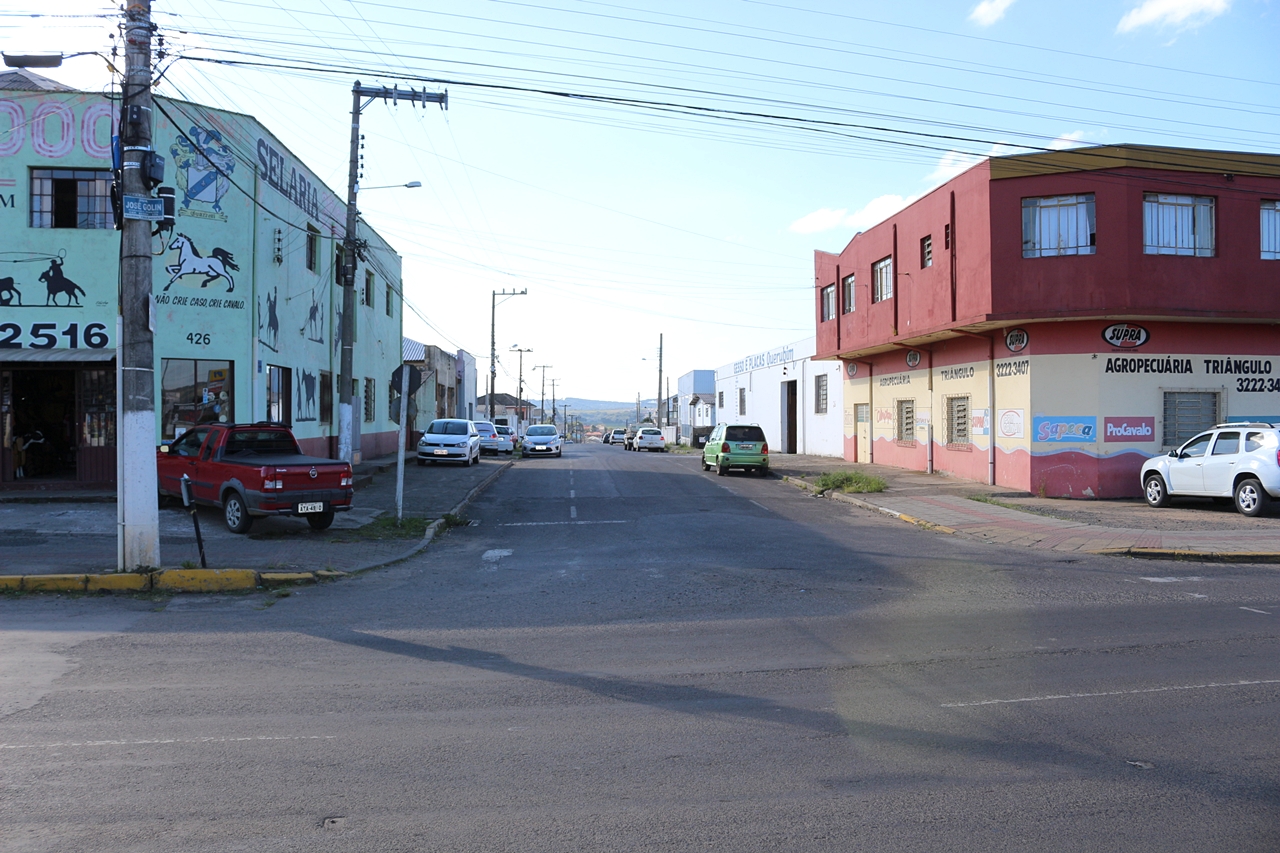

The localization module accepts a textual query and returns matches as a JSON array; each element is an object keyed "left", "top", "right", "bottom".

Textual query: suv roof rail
[{"left": 1213, "top": 421, "right": 1276, "bottom": 428}]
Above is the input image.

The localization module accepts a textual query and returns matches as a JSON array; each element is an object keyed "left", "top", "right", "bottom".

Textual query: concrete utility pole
[
  {"left": 550, "top": 379, "right": 558, "bottom": 431},
  {"left": 118, "top": 0, "right": 160, "bottom": 570},
  {"left": 535, "top": 365, "right": 552, "bottom": 424},
  {"left": 563, "top": 403, "right": 569, "bottom": 437},
  {"left": 488, "top": 289, "right": 526, "bottom": 419},
  {"left": 656, "top": 333, "right": 663, "bottom": 429},
  {"left": 339, "top": 81, "right": 446, "bottom": 464},
  {"left": 511, "top": 346, "right": 532, "bottom": 431}
]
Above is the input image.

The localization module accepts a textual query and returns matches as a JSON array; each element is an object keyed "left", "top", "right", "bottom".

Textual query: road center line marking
[
  {"left": 570, "top": 490, "right": 575, "bottom": 498},
  {"left": 500, "top": 520, "right": 628, "bottom": 527},
  {"left": 1240, "top": 606, "right": 1271, "bottom": 615},
  {"left": 942, "top": 678, "right": 1280, "bottom": 708},
  {"left": 570, "top": 506, "right": 577, "bottom": 519},
  {"left": 0, "top": 735, "right": 337, "bottom": 750}
]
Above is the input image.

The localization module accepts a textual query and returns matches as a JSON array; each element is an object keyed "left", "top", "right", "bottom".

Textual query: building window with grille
[
  {"left": 1022, "top": 194, "right": 1095, "bottom": 258},
  {"left": 306, "top": 225, "right": 320, "bottom": 272},
  {"left": 718, "top": 390, "right": 724, "bottom": 409},
  {"left": 944, "top": 223, "right": 951, "bottom": 249},
  {"left": 814, "top": 374, "right": 828, "bottom": 414},
  {"left": 842, "top": 273, "right": 855, "bottom": 314},
  {"left": 30, "top": 168, "right": 114, "bottom": 229},
  {"left": 386, "top": 282, "right": 395, "bottom": 316},
  {"left": 920, "top": 234, "right": 933, "bottom": 268},
  {"left": 821, "top": 284, "right": 836, "bottom": 321},
  {"left": 1144, "top": 193, "right": 1214, "bottom": 257},
  {"left": 363, "top": 270, "right": 374, "bottom": 307},
  {"left": 895, "top": 399, "right": 915, "bottom": 442},
  {"left": 363, "top": 377, "right": 375, "bottom": 423},
  {"left": 266, "top": 365, "right": 292, "bottom": 426},
  {"left": 1262, "top": 201, "right": 1280, "bottom": 260},
  {"left": 738, "top": 387, "right": 747, "bottom": 416},
  {"left": 946, "top": 395, "right": 970, "bottom": 446},
  {"left": 1163, "top": 391, "right": 1219, "bottom": 447},
  {"left": 873, "top": 257, "right": 893, "bottom": 302}
]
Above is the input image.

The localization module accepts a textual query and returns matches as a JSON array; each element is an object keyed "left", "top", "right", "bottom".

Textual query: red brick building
[{"left": 814, "top": 145, "right": 1280, "bottom": 497}]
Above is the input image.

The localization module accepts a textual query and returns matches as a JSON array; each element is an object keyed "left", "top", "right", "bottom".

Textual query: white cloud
[
  {"left": 1117, "top": 0, "right": 1230, "bottom": 33},
  {"left": 969, "top": 0, "right": 1018, "bottom": 26},
  {"left": 844, "top": 195, "right": 914, "bottom": 233},
  {"left": 1048, "top": 131, "right": 1088, "bottom": 150},
  {"left": 788, "top": 207, "right": 849, "bottom": 234},
  {"left": 927, "top": 150, "right": 984, "bottom": 184}
]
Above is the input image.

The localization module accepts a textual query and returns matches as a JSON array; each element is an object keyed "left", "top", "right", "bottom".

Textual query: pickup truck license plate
[
  {"left": 297, "top": 502, "right": 325, "bottom": 514},
  {"left": 433, "top": 448, "right": 449, "bottom": 456}
]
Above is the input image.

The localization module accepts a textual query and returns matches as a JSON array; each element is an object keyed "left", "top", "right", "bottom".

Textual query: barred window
[
  {"left": 1022, "top": 194, "right": 1095, "bottom": 258},
  {"left": 1144, "top": 193, "right": 1214, "bottom": 257},
  {"left": 386, "top": 282, "right": 394, "bottom": 316},
  {"left": 842, "top": 273, "right": 855, "bottom": 314},
  {"left": 821, "top": 284, "right": 836, "bottom": 321},
  {"left": 306, "top": 225, "right": 320, "bottom": 272},
  {"left": 1262, "top": 201, "right": 1280, "bottom": 260},
  {"left": 815, "top": 374, "right": 828, "bottom": 414},
  {"left": 266, "top": 365, "right": 290, "bottom": 426},
  {"left": 873, "top": 257, "right": 893, "bottom": 302},
  {"left": 1163, "top": 391, "right": 1219, "bottom": 447},
  {"left": 946, "top": 395, "right": 970, "bottom": 446},
  {"left": 738, "top": 387, "right": 747, "bottom": 417},
  {"left": 363, "top": 270, "right": 375, "bottom": 307},
  {"left": 920, "top": 234, "right": 933, "bottom": 268},
  {"left": 718, "top": 390, "right": 724, "bottom": 409},
  {"left": 363, "top": 377, "right": 375, "bottom": 423},
  {"left": 319, "top": 371, "right": 332, "bottom": 424},
  {"left": 30, "top": 168, "right": 113, "bottom": 229},
  {"left": 895, "top": 399, "right": 915, "bottom": 442}
]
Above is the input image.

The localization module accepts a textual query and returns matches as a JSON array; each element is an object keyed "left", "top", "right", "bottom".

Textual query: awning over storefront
[{"left": 0, "top": 348, "right": 116, "bottom": 363}]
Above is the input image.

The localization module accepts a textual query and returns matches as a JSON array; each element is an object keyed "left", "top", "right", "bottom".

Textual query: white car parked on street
[
  {"left": 1140, "top": 422, "right": 1280, "bottom": 516},
  {"left": 633, "top": 427, "right": 666, "bottom": 452}
]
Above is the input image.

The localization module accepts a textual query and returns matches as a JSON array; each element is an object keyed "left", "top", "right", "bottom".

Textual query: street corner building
[
  {"left": 0, "top": 70, "right": 405, "bottom": 487},
  {"left": 813, "top": 144, "right": 1280, "bottom": 498}
]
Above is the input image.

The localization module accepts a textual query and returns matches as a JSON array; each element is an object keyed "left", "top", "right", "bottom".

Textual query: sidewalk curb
[
  {"left": 1086, "top": 547, "right": 1280, "bottom": 563},
  {"left": 780, "top": 475, "right": 958, "bottom": 535},
  {"left": 344, "top": 459, "right": 515, "bottom": 575}
]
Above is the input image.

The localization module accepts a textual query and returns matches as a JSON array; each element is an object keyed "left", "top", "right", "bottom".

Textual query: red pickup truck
[{"left": 158, "top": 423, "right": 354, "bottom": 533}]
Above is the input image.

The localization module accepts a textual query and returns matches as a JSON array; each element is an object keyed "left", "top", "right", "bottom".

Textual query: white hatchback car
[
  {"left": 1140, "top": 422, "right": 1280, "bottom": 516},
  {"left": 633, "top": 427, "right": 666, "bottom": 452}
]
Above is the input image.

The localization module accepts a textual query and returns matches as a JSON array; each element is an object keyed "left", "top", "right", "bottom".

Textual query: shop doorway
[
  {"left": 9, "top": 369, "right": 77, "bottom": 481},
  {"left": 780, "top": 379, "right": 798, "bottom": 454}
]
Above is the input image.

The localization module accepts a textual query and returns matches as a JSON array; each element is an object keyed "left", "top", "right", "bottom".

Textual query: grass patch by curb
[
  {"left": 967, "top": 494, "right": 1024, "bottom": 511},
  {"left": 815, "top": 471, "right": 887, "bottom": 494},
  {"left": 330, "top": 515, "right": 433, "bottom": 541}
]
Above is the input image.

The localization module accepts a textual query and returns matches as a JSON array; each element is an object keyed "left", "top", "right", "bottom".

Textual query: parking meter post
[
  {"left": 395, "top": 360, "right": 410, "bottom": 524},
  {"left": 180, "top": 474, "right": 207, "bottom": 568}
]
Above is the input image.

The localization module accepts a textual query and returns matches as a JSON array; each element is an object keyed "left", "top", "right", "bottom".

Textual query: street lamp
[{"left": 358, "top": 180, "right": 422, "bottom": 191}]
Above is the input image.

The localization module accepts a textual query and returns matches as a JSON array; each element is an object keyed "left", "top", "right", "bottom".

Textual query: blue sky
[{"left": 4, "top": 0, "right": 1277, "bottom": 406}]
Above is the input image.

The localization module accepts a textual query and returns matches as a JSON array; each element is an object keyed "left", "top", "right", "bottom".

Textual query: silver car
[
  {"left": 417, "top": 419, "right": 481, "bottom": 465},
  {"left": 522, "top": 424, "right": 562, "bottom": 457},
  {"left": 475, "top": 421, "right": 514, "bottom": 455},
  {"left": 1141, "top": 422, "right": 1280, "bottom": 516}
]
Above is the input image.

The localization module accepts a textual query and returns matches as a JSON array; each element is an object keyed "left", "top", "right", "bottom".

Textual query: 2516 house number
[{"left": 0, "top": 322, "right": 109, "bottom": 349}]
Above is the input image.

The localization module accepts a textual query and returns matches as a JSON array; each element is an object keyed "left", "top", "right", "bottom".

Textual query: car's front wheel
[
  {"left": 223, "top": 492, "right": 253, "bottom": 534},
  {"left": 1143, "top": 474, "right": 1171, "bottom": 508},
  {"left": 701, "top": 456, "right": 710, "bottom": 471},
  {"left": 1234, "top": 477, "right": 1269, "bottom": 517}
]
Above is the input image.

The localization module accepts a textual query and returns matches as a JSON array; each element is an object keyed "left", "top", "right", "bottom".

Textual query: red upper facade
[{"left": 814, "top": 145, "right": 1280, "bottom": 360}]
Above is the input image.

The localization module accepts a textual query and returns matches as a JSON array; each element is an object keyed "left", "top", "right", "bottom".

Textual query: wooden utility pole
[{"left": 118, "top": 0, "right": 160, "bottom": 569}]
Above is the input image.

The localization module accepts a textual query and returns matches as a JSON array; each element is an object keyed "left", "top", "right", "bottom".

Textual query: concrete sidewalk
[
  {"left": 770, "top": 455, "right": 1280, "bottom": 560},
  {"left": 1, "top": 452, "right": 511, "bottom": 575}
]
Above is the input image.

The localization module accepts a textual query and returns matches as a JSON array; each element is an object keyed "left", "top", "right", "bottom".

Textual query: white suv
[{"left": 1141, "top": 422, "right": 1280, "bottom": 516}]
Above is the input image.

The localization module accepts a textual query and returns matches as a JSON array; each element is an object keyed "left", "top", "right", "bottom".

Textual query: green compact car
[{"left": 702, "top": 423, "right": 770, "bottom": 476}]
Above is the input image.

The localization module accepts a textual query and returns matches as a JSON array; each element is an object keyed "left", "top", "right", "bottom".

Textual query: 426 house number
[
  {"left": 186, "top": 332, "right": 212, "bottom": 345},
  {"left": 0, "top": 322, "right": 109, "bottom": 349}
]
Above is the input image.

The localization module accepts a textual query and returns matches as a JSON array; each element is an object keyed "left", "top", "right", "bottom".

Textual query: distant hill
[{"left": 563, "top": 397, "right": 659, "bottom": 430}]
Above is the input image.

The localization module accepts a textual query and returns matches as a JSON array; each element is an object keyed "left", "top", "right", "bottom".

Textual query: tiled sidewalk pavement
[
  {"left": 1, "top": 452, "right": 509, "bottom": 575},
  {"left": 768, "top": 454, "right": 1280, "bottom": 557}
]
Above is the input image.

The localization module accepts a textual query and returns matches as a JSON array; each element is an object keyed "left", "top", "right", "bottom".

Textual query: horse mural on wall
[
  {"left": 258, "top": 287, "right": 280, "bottom": 352},
  {"left": 296, "top": 369, "right": 318, "bottom": 422},
  {"left": 164, "top": 234, "right": 238, "bottom": 293},
  {"left": 0, "top": 277, "right": 20, "bottom": 306},
  {"left": 301, "top": 291, "right": 324, "bottom": 343},
  {"left": 40, "top": 258, "right": 85, "bottom": 306}
]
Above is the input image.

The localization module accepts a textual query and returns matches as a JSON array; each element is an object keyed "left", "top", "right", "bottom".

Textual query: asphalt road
[{"left": 2, "top": 442, "right": 1278, "bottom": 852}]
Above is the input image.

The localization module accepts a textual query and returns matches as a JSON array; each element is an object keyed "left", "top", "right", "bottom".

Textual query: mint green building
[{"left": 0, "top": 70, "right": 405, "bottom": 486}]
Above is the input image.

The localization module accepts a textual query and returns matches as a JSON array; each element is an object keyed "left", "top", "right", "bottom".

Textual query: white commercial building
[{"left": 714, "top": 338, "right": 844, "bottom": 456}]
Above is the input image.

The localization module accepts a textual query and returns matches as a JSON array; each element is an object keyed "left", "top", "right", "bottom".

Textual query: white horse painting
[{"left": 164, "top": 234, "right": 239, "bottom": 293}]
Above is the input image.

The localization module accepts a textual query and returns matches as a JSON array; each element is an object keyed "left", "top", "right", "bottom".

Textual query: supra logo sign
[
  {"left": 1102, "top": 323, "right": 1149, "bottom": 349},
  {"left": 1005, "top": 328, "right": 1028, "bottom": 353}
]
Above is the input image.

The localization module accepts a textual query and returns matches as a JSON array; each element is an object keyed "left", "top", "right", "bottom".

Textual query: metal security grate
[
  {"left": 1163, "top": 391, "right": 1218, "bottom": 446},
  {"left": 947, "top": 395, "right": 970, "bottom": 445},
  {"left": 896, "top": 399, "right": 915, "bottom": 442},
  {"left": 815, "top": 374, "right": 828, "bottom": 414}
]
